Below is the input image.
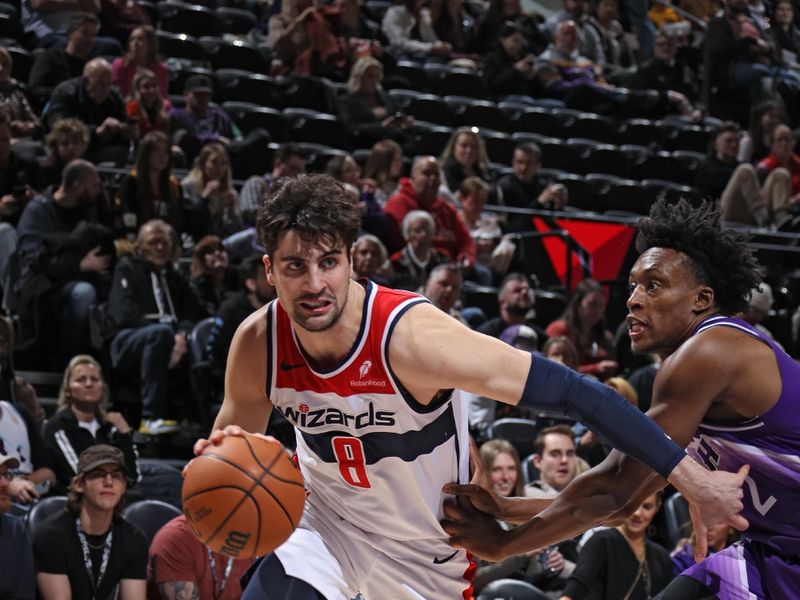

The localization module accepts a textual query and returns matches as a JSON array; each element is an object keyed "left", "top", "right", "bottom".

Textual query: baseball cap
[
  {"left": 77, "top": 445, "right": 128, "bottom": 477},
  {"left": 0, "top": 453, "right": 20, "bottom": 470},
  {"left": 184, "top": 74, "right": 213, "bottom": 94},
  {"left": 499, "top": 324, "right": 539, "bottom": 350}
]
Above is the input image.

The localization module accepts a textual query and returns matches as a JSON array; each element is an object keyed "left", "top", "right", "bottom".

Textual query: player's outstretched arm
[
  {"left": 442, "top": 333, "right": 749, "bottom": 561},
  {"left": 393, "top": 303, "right": 681, "bottom": 480},
  {"left": 193, "top": 308, "right": 274, "bottom": 458}
]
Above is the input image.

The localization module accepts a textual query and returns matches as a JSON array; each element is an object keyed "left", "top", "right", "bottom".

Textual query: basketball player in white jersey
[{"left": 194, "top": 174, "right": 747, "bottom": 600}]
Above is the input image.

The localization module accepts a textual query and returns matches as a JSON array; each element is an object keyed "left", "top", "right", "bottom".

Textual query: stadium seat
[
  {"left": 463, "top": 286, "right": 500, "bottom": 320},
  {"left": 25, "top": 496, "right": 67, "bottom": 535},
  {"left": 223, "top": 102, "right": 287, "bottom": 140},
  {"left": 659, "top": 121, "right": 711, "bottom": 153},
  {"left": 567, "top": 113, "right": 617, "bottom": 144},
  {"left": 387, "top": 88, "right": 422, "bottom": 110},
  {"left": 290, "top": 113, "right": 350, "bottom": 149},
  {"left": 412, "top": 122, "right": 453, "bottom": 156},
  {"left": 671, "top": 149, "right": 705, "bottom": 174},
  {"left": 202, "top": 37, "right": 270, "bottom": 74},
  {"left": 445, "top": 96, "right": 510, "bottom": 132},
  {"left": 0, "top": 13, "right": 23, "bottom": 43},
  {"left": 477, "top": 578, "right": 550, "bottom": 600},
  {"left": 539, "top": 139, "right": 582, "bottom": 173},
  {"left": 521, "top": 453, "right": 540, "bottom": 485},
  {"left": 157, "top": 31, "right": 209, "bottom": 67},
  {"left": 481, "top": 129, "right": 515, "bottom": 165},
  {"left": 123, "top": 499, "right": 182, "bottom": 545},
  {"left": 585, "top": 144, "right": 630, "bottom": 178},
  {"left": 425, "top": 64, "right": 487, "bottom": 99},
  {"left": 386, "top": 61, "right": 430, "bottom": 92},
  {"left": 216, "top": 69, "right": 281, "bottom": 105},
  {"left": 530, "top": 289, "right": 567, "bottom": 330},
  {"left": 556, "top": 173, "right": 598, "bottom": 212},
  {"left": 214, "top": 6, "right": 258, "bottom": 34},
  {"left": 187, "top": 317, "right": 215, "bottom": 364},
  {"left": 662, "top": 492, "right": 690, "bottom": 548},
  {"left": 281, "top": 75, "right": 339, "bottom": 113},
  {"left": 404, "top": 94, "right": 455, "bottom": 128},
  {"left": 158, "top": 1, "right": 216, "bottom": 38},
  {"left": 631, "top": 151, "right": 686, "bottom": 184},
  {"left": 584, "top": 172, "right": 625, "bottom": 211},
  {"left": 126, "top": 459, "right": 184, "bottom": 508},
  {"left": 617, "top": 118, "right": 663, "bottom": 148},
  {"left": 511, "top": 107, "right": 563, "bottom": 138},
  {"left": 306, "top": 147, "right": 350, "bottom": 173},
  {"left": 486, "top": 418, "right": 540, "bottom": 460},
  {"left": 603, "top": 179, "right": 656, "bottom": 215},
  {"left": 536, "top": 167, "right": 567, "bottom": 183},
  {"left": 7, "top": 46, "right": 31, "bottom": 82},
  {"left": 510, "top": 131, "right": 550, "bottom": 147}
]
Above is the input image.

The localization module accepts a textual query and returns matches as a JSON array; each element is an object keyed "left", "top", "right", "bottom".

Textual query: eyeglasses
[{"left": 85, "top": 468, "right": 126, "bottom": 482}]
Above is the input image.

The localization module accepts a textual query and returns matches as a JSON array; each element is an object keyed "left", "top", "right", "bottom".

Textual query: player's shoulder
[{"left": 227, "top": 302, "right": 271, "bottom": 368}]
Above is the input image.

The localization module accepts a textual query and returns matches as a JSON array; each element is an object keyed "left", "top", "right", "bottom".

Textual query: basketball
[{"left": 182, "top": 433, "right": 305, "bottom": 558}]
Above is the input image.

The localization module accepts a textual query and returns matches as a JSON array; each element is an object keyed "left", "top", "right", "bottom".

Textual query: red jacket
[
  {"left": 384, "top": 178, "right": 476, "bottom": 264},
  {"left": 757, "top": 152, "right": 800, "bottom": 195}
]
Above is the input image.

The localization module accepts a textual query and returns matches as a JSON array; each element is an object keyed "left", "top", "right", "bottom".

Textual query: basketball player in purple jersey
[
  {"left": 443, "top": 198, "right": 798, "bottom": 599},
  {"left": 195, "top": 178, "right": 746, "bottom": 600}
]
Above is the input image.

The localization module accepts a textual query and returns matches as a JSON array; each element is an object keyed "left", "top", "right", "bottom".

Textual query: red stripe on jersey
[
  {"left": 273, "top": 283, "right": 424, "bottom": 396},
  {"left": 461, "top": 551, "right": 476, "bottom": 600}
]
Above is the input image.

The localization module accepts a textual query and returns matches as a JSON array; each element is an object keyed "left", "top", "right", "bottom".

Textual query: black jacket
[
  {"left": 107, "top": 255, "right": 203, "bottom": 339},
  {"left": 43, "top": 408, "right": 140, "bottom": 494}
]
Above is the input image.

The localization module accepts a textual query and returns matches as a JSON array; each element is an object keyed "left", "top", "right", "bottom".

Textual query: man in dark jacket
[
  {"left": 14, "top": 159, "right": 112, "bottom": 366},
  {"left": 107, "top": 219, "right": 203, "bottom": 434},
  {"left": 44, "top": 58, "right": 132, "bottom": 165}
]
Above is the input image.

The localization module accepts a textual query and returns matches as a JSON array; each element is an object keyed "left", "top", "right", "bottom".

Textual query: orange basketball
[{"left": 182, "top": 433, "right": 305, "bottom": 558}]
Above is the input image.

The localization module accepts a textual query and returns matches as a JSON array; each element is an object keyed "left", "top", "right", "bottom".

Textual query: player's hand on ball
[
  {"left": 190, "top": 427, "right": 279, "bottom": 477},
  {"left": 441, "top": 497, "right": 509, "bottom": 561}
]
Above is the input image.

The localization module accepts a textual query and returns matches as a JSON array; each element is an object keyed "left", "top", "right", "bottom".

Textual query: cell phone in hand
[{"left": 34, "top": 480, "right": 51, "bottom": 496}]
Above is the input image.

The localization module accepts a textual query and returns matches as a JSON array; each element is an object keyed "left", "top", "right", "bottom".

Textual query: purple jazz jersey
[{"left": 683, "top": 316, "right": 800, "bottom": 599}]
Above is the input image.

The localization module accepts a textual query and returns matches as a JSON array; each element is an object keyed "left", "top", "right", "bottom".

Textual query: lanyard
[
  {"left": 207, "top": 549, "right": 233, "bottom": 600},
  {"left": 75, "top": 518, "right": 113, "bottom": 600}
]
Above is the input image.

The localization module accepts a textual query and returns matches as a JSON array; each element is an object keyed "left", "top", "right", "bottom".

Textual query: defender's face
[
  {"left": 626, "top": 247, "right": 707, "bottom": 357},
  {"left": 266, "top": 231, "right": 351, "bottom": 332}
]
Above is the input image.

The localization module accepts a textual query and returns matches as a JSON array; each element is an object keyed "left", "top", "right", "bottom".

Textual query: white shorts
[{"left": 274, "top": 497, "right": 475, "bottom": 600}]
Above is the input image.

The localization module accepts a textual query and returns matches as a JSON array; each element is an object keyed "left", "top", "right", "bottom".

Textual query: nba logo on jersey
[{"left": 358, "top": 360, "right": 372, "bottom": 379}]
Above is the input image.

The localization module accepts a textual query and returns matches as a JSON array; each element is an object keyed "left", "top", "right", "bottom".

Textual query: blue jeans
[
  {"left": 111, "top": 324, "right": 175, "bottom": 419},
  {"left": 60, "top": 281, "right": 96, "bottom": 363},
  {"left": 732, "top": 62, "right": 800, "bottom": 103}
]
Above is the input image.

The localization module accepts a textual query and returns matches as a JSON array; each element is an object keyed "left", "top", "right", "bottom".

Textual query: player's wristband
[{"left": 520, "top": 354, "right": 685, "bottom": 479}]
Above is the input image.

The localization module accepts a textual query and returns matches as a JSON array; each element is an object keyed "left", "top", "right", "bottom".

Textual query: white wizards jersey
[{"left": 266, "top": 280, "right": 471, "bottom": 543}]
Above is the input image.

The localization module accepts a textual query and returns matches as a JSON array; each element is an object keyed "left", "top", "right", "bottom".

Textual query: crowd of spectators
[{"left": 0, "top": 0, "right": 799, "bottom": 597}]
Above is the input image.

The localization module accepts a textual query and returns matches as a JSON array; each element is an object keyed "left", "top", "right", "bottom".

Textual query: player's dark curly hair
[
  {"left": 635, "top": 198, "right": 760, "bottom": 315},
  {"left": 257, "top": 174, "right": 361, "bottom": 258}
]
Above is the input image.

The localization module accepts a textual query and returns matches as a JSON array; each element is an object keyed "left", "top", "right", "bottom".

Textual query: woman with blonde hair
[
  {"left": 181, "top": 142, "right": 245, "bottom": 240},
  {"left": 440, "top": 126, "right": 491, "bottom": 193},
  {"left": 339, "top": 56, "right": 412, "bottom": 148},
  {"left": 112, "top": 25, "right": 168, "bottom": 97},
  {"left": 43, "top": 354, "right": 139, "bottom": 494}
]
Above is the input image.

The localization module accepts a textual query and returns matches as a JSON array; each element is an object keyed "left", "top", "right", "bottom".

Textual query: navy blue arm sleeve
[{"left": 520, "top": 354, "right": 685, "bottom": 478}]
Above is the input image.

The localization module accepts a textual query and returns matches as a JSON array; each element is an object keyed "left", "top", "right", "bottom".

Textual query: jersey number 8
[{"left": 332, "top": 437, "right": 371, "bottom": 489}]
